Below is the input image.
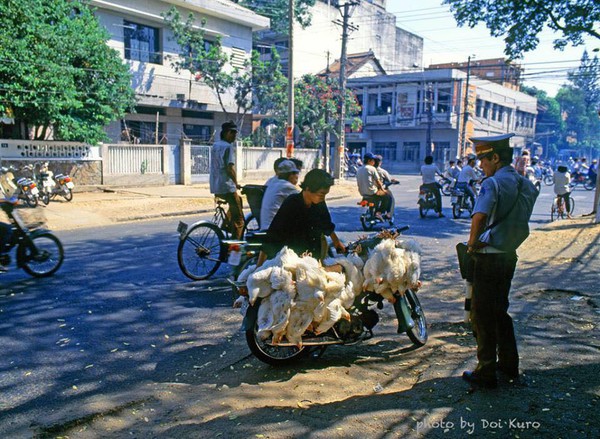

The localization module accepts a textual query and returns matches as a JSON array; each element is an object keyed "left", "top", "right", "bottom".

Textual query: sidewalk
[{"left": 36, "top": 179, "right": 359, "bottom": 231}]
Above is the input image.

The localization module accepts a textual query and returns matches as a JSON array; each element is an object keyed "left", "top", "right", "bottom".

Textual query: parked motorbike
[
  {"left": 0, "top": 201, "right": 64, "bottom": 277},
  {"left": 35, "top": 162, "right": 56, "bottom": 205},
  {"left": 451, "top": 187, "right": 473, "bottom": 219},
  {"left": 52, "top": 171, "right": 75, "bottom": 201},
  {"left": 231, "top": 226, "right": 428, "bottom": 366},
  {"left": 417, "top": 185, "right": 438, "bottom": 218},
  {"left": 0, "top": 166, "right": 39, "bottom": 208},
  {"left": 358, "top": 181, "right": 399, "bottom": 231}
]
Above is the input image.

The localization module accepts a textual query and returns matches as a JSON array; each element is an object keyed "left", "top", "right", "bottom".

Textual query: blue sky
[{"left": 386, "top": 0, "right": 598, "bottom": 96}]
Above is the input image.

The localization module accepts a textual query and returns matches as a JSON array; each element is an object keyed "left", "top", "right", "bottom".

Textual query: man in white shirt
[
  {"left": 260, "top": 160, "right": 301, "bottom": 230},
  {"left": 357, "top": 152, "right": 392, "bottom": 220},
  {"left": 457, "top": 154, "right": 479, "bottom": 208}
]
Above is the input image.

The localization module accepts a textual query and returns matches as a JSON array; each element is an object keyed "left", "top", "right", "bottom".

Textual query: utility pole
[
  {"left": 460, "top": 55, "right": 474, "bottom": 157},
  {"left": 324, "top": 51, "right": 331, "bottom": 172},
  {"left": 426, "top": 83, "right": 433, "bottom": 157},
  {"left": 332, "top": 1, "right": 358, "bottom": 179},
  {"left": 286, "top": 0, "right": 295, "bottom": 158}
]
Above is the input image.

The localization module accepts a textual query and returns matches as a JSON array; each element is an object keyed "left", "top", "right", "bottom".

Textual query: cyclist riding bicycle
[{"left": 553, "top": 165, "right": 572, "bottom": 219}]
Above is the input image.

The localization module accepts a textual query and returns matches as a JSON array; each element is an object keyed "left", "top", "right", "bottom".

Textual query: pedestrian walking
[{"left": 462, "top": 133, "right": 538, "bottom": 389}]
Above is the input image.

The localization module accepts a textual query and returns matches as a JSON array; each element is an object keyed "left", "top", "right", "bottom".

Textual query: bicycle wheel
[
  {"left": 177, "top": 222, "right": 225, "bottom": 280},
  {"left": 550, "top": 201, "right": 557, "bottom": 222},
  {"left": 568, "top": 197, "right": 575, "bottom": 214}
]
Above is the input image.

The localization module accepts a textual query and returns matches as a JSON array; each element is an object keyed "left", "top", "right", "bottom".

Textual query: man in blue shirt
[{"left": 462, "top": 133, "right": 538, "bottom": 389}]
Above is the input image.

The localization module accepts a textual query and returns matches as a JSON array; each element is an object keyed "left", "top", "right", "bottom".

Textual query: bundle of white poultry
[{"left": 236, "top": 234, "right": 422, "bottom": 347}]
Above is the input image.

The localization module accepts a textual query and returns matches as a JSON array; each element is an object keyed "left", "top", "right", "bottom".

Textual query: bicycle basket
[{"left": 242, "top": 185, "right": 266, "bottom": 221}]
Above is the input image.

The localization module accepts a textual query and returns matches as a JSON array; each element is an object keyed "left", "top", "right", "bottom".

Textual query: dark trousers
[
  {"left": 470, "top": 252, "right": 519, "bottom": 378},
  {"left": 423, "top": 182, "right": 442, "bottom": 213},
  {"left": 558, "top": 192, "right": 571, "bottom": 212},
  {"left": 216, "top": 191, "right": 244, "bottom": 240}
]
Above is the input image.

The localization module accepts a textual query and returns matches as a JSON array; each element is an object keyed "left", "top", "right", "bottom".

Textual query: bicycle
[
  {"left": 550, "top": 194, "right": 575, "bottom": 221},
  {"left": 176, "top": 185, "right": 265, "bottom": 281}
]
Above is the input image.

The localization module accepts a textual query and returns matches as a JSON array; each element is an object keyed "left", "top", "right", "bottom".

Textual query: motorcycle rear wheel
[
  {"left": 584, "top": 179, "right": 595, "bottom": 191},
  {"left": 18, "top": 232, "right": 64, "bottom": 278},
  {"left": 246, "top": 324, "right": 308, "bottom": 366},
  {"left": 452, "top": 203, "right": 462, "bottom": 219},
  {"left": 63, "top": 189, "right": 73, "bottom": 202},
  {"left": 360, "top": 214, "right": 376, "bottom": 231},
  {"left": 418, "top": 205, "right": 427, "bottom": 218},
  {"left": 404, "top": 289, "right": 428, "bottom": 346},
  {"left": 25, "top": 195, "right": 38, "bottom": 208}
]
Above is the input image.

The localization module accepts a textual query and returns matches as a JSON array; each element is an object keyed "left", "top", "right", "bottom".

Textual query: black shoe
[
  {"left": 462, "top": 370, "right": 497, "bottom": 389},
  {"left": 498, "top": 369, "right": 527, "bottom": 387}
]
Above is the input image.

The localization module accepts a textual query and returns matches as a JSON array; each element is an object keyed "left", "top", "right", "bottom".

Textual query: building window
[
  {"left": 436, "top": 87, "right": 451, "bottom": 113},
  {"left": 476, "top": 99, "right": 483, "bottom": 117},
  {"left": 373, "top": 142, "right": 397, "bottom": 161},
  {"left": 433, "top": 141, "right": 450, "bottom": 163},
  {"left": 124, "top": 20, "right": 162, "bottom": 64},
  {"left": 184, "top": 124, "right": 213, "bottom": 144},
  {"left": 483, "top": 102, "right": 490, "bottom": 119},
  {"left": 402, "top": 141, "right": 420, "bottom": 162}
]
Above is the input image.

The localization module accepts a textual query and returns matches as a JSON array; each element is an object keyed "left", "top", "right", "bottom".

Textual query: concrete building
[
  {"left": 256, "top": 0, "right": 423, "bottom": 78},
  {"left": 91, "top": 0, "right": 269, "bottom": 143},
  {"left": 346, "top": 69, "right": 537, "bottom": 172},
  {"left": 428, "top": 58, "right": 524, "bottom": 91}
]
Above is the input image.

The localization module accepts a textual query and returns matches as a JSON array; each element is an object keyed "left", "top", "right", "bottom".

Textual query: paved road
[{"left": 0, "top": 176, "right": 595, "bottom": 436}]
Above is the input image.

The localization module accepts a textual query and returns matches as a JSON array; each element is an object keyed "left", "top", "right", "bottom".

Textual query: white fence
[{"left": 104, "top": 144, "right": 164, "bottom": 174}]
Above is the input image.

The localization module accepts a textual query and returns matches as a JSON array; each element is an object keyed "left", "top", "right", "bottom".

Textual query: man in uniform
[
  {"left": 463, "top": 133, "right": 538, "bottom": 389},
  {"left": 210, "top": 121, "right": 244, "bottom": 239}
]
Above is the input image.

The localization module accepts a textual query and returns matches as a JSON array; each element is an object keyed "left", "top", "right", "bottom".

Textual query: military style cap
[
  {"left": 470, "top": 133, "right": 515, "bottom": 158},
  {"left": 221, "top": 121, "right": 238, "bottom": 132}
]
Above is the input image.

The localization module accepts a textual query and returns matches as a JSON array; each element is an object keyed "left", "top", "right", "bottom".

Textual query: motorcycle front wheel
[
  {"left": 18, "top": 232, "right": 64, "bottom": 277},
  {"left": 246, "top": 323, "right": 309, "bottom": 366},
  {"left": 177, "top": 222, "right": 224, "bottom": 280},
  {"left": 404, "top": 289, "right": 428, "bottom": 346},
  {"left": 41, "top": 192, "right": 50, "bottom": 205}
]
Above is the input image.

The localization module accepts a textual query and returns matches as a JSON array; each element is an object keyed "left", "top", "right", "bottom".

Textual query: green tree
[
  {"left": 235, "top": 0, "right": 317, "bottom": 35},
  {"left": 555, "top": 51, "right": 600, "bottom": 153},
  {"left": 163, "top": 7, "right": 287, "bottom": 131},
  {"left": 443, "top": 0, "right": 600, "bottom": 58},
  {"left": 0, "top": 0, "right": 135, "bottom": 142},
  {"left": 294, "top": 74, "right": 361, "bottom": 149},
  {"left": 521, "top": 85, "right": 565, "bottom": 156}
]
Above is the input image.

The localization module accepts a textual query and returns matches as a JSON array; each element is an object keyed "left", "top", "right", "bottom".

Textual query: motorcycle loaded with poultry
[{"left": 231, "top": 227, "right": 428, "bottom": 365}]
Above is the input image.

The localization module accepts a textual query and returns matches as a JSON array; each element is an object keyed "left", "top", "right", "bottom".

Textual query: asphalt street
[{"left": 0, "top": 176, "right": 596, "bottom": 437}]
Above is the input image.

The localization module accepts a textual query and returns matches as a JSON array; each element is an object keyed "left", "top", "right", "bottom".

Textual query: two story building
[
  {"left": 91, "top": 0, "right": 269, "bottom": 144},
  {"left": 346, "top": 68, "right": 537, "bottom": 171}
]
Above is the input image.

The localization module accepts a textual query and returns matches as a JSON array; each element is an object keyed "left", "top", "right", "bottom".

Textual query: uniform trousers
[{"left": 470, "top": 251, "right": 519, "bottom": 378}]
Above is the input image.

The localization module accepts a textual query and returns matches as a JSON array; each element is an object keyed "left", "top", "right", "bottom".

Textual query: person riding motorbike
[
  {"left": 456, "top": 154, "right": 479, "bottom": 208},
  {"left": 420, "top": 155, "right": 445, "bottom": 217},
  {"left": 374, "top": 154, "right": 398, "bottom": 221},
  {"left": 357, "top": 152, "right": 393, "bottom": 221}
]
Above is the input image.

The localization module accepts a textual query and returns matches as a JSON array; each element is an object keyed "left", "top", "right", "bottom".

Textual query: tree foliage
[
  {"left": 294, "top": 74, "right": 361, "bottom": 149},
  {"left": 521, "top": 85, "right": 565, "bottom": 155},
  {"left": 0, "top": 0, "right": 135, "bottom": 142},
  {"left": 555, "top": 51, "right": 600, "bottom": 152},
  {"left": 443, "top": 0, "right": 600, "bottom": 59},
  {"left": 163, "top": 7, "right": 287, "bottom": 130},
  {"left": 235, "top": 0, "right": 317, "bottom": 35}
]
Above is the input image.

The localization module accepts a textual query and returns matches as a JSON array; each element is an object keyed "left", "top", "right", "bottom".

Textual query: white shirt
[
  {"left": 209, "top": 140, "right": 236, "bottom": 194},
  {"left": 553, "top": 171, "right": 571, "bottom": 195},
  {"left": 356, "top": 164, "right": 380, "bottom": 196},
  {"left": 420, "top": 164, "right": 440, "bottom": 184},
  {"left": 458, "top": 164, "right": 478, "bottom": 184},
  {"left": 259, "top": 177, "right": 300, "bottom": 230}
]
